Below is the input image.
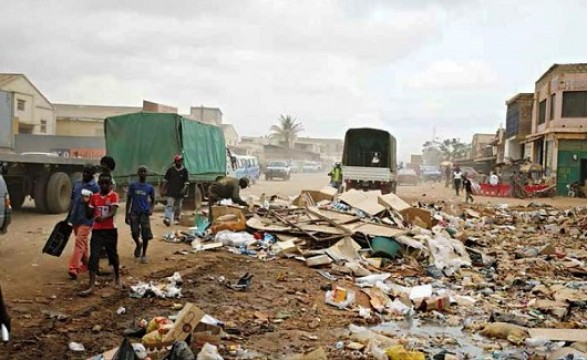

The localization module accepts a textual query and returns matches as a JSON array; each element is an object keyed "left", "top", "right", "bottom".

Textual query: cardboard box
[
  {"left": 399, "top": 207, "right": 433, "bottom": 229},
  {"left": 305, "top": 254, "right": 333, "bottom": 267},
  {"left": 291, "top": 189, "right": 335, "bottom": 207},
  {"left": 192, "top": 323, "right": 222, "bottom": 349},
  {"left": 162, "top": 303, "right": 205, "bottom": 344},
  {"left": 378, "top": 193, "right": 411, "bottom": 212}
]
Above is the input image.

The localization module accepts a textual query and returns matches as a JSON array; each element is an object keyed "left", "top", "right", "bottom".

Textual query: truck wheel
[
  {"left": 7, "top": 183, "right": 25, "bottom": 210},
  {"left": 46, "top": 172, "right": 73, "bottom": 214},
  {"left": 34, "top": 177, "right": 49, "bottom": 213}
]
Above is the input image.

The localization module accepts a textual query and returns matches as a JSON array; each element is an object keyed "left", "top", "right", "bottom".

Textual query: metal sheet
[{"left": 0, "top": 90, "right": 14, "bottom": 149}]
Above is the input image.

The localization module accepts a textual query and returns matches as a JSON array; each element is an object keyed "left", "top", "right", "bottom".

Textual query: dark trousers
[
  {"left": 89, "top": 229, "right": 119, "bottom": 273},
  {"left": 465, "top": 190, "right": 474, "bottom": 203},
  {"left": 453, "top": 179, "right": 462, "bottom": 195},
  {"left": 130, "top": 213, "right": 153, "bottom": 241}
]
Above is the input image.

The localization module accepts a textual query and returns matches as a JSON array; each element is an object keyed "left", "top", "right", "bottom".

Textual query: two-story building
[
  {"left": 504, "top": 93, "right": 533, "bottom": 162},
  {"left": 0, "top": 73, "right": 55, "bottom": 139},
  {"left": 525, "top": 63, "right": 587, "bottom": 194}
]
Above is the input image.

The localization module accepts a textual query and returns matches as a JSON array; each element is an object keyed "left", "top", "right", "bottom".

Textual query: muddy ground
[{"left": 1, "top": 173, "right": 585, "bottom": 359}]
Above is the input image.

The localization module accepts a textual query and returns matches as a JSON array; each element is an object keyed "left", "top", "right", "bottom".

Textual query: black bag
[
  {"left": 41, "top": 220, "right": 73, "bottom": 257},
  {"left": 165, "top": 341, "right": 195, "bottom": 360},
  {"left": 112, "top": 337, "right": 139, "bottom": 360}
]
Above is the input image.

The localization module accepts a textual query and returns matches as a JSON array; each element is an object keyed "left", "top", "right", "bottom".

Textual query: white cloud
[{"left": 409, "top": 60, "right": 499, "bottom": 90}]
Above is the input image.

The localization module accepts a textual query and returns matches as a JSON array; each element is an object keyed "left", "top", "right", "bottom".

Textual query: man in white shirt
[
  {"left": 453, "top": 166, "right": 463, "bottom": 196},
  {"left": 489, "top": 172, "right": 499, "bottom": 186}
]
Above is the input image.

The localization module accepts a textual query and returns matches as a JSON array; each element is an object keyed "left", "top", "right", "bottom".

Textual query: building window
[
  {"left": 549, "top": 93, "right": 555, "bottom": 120},
  {"left": 562, "top": 91, "right": 587, "bottom": 118},
  {"left": 538, "top": 100, "right": 547, "bottom": 124},
  {"left": 40, "top": 120, "right": 47, "bottom": 133},
  {"left": 17, "top": 99, "right": 25, "bottom": 111}
]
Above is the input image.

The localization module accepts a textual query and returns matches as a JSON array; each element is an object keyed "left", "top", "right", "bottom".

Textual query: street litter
[
  {"left": 225, "top": 272, "right": 253, "bottom": 291},
  {"left": 69, "top": 341, "right": 85, "bottom": 352},
  {"left": 325, "top": 287, "right": 356, "bottom": 309}
]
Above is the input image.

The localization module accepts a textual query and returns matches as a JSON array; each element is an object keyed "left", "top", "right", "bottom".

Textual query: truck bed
[
  {"left": 0, "top": 153, "right": 96, "bottom": 166},
  {"left": 342, "top": 166, "right": 393, "bottom": 182}
]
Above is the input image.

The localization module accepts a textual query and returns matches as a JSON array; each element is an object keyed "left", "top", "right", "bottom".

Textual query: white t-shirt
[
  {"left": 489, "top": 174, "right": 499, "bottom": 186},
  {"left": 453, "top": 171, "right": 463, "bottom": 180}
]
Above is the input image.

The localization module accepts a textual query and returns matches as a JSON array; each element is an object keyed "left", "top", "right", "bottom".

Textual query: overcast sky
[{"left": 1, "top": 0, "right": 586, "bottom": 161}]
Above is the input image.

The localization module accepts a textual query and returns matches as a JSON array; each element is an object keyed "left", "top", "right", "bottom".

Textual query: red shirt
[{"left": 90, "top": 191, "right": 119, "bottom": 230}]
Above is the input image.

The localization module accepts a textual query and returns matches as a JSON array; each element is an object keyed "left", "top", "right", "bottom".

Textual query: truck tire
[
  {"left": 46, "top": 172, "right": 73, "bottom": 214},
  {"left": 34, "top": 177, "right": 49, "bottom": 213},
  {"left": 7, "top": 183, "right": 25, "bottom": 210}
]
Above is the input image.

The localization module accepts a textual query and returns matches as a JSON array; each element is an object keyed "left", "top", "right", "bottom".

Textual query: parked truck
[
  {"left": 341, "top": 128, "right": 397, "bottom": 194},
  {"left": 104, "top": 112, "right": 233, "bottom": 210}
]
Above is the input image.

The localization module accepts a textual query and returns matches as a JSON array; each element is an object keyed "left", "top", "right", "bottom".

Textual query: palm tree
[{"left": 270, "top": 115, "right": 304, "bottom": 149}]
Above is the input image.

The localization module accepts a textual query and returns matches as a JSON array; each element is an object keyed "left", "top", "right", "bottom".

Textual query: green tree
[
  {"left": 270, "top": 115, "right": 304, "bottom": 149},
  {"left": 423, "top": 138, "right": 471, "bottom": 162}
]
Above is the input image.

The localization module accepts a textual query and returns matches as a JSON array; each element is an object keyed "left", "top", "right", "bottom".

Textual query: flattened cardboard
[
  {"left": 325, "top": 237, "right": 362, "bottom": 262},
  {"left": 400, "top": 207, "right": 433, "bottom": 229},
  {"left": 291, "top": 189, "right": 335, "bottom": 207},
  {"left": 162, "top": 303, "right": 205, "bottom": 344},
  {"left": 378, "top": 193, "right": 411, "bottom": 212},
  {"left": 339, "top": 189, "right": 385, "bottom": 216},
  {"left": 345, "top": 222, "right": 407, "bottom": 238},
  {"left": 528, "top": 328, "right": 587, "bottom": 342}
]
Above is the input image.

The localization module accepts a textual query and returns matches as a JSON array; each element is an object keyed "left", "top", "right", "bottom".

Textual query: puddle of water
[{"left": 373, "top": 319, "right": 489, "bottom": 358}]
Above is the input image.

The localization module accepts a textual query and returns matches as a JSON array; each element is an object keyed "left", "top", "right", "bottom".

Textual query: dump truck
[
  {"left": 341, "top": 128, "right": 397, "bottom": 194},
  {"left": 104, "top": 112, "right": 233, "bottom": 210}
]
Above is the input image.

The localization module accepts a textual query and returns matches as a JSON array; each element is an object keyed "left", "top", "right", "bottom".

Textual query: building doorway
[{"left": 580, "top": 159, "right": 587, "bottom": 186}]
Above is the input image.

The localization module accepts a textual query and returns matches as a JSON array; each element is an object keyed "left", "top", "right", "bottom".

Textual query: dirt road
[{"left": 0, "top": 173, "right": 584, "bottom": 359}]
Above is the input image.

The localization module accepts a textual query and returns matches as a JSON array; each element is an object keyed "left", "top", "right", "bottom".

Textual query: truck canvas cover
[{"left": 105, "top": 112, "right": 226, "bottom": 181}]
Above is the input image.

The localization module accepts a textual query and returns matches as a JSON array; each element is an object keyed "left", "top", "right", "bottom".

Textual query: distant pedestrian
[
  {"left": 444, "top": 165, "right": 452, "bottom": 188},
  {"left": 489, "top": 171, "right": 499, "bottom": 186},
  {"left": 126, "top": 166, "right": 155, "bottom": 263},
  {"left": 328, "top": 162, "right": 343, "bottom": 192},
  {"left": 80, "top": 173, "right": 120, "bottom": 297},
  {"left": 67, "top": 164, "right": 99, "bottom": 279},
  {"left": 208, "top": 176, "right": 250, "bottom": 222},
  {"left": 162, "top": 155, "right": 189, "bottom": 226},
  {"left": 463, "top": 174, "right": 474, "bottom": 204},
  {"left": 453, "top": 166, "right": 463, "bottom": 196},
  {"left": 99, "top": 156, "right": 117, "bottom": 188}
]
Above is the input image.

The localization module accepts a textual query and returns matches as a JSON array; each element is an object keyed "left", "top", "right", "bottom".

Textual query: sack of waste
[
  {"left": 480, "top": 322, "right": 529, "bottom": 345},
  {"left": 385, "top": 345, "right": 425, "bottom": 360}
]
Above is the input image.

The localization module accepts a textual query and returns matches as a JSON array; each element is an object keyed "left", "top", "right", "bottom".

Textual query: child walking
[
  {"left": 463, "top": 174, "right": 475, "bottom": 204},
  {"left": 80, "top": 173, "right": 121, "bottom": 296},
  {"left": 126, "top": 166, "right": 155, "bottom": 263}
]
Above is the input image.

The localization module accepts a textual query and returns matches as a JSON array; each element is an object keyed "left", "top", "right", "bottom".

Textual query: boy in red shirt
[{"left": 80, "top": 173, "right": 121, "bottom": 296}]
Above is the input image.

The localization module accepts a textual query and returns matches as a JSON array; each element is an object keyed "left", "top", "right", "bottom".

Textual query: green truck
[
  {"left": 104, "top": 112, "right": 233, "bottom": 209},
  {"left": 341, "top": 128, "right": 397, "bottom": 194}
]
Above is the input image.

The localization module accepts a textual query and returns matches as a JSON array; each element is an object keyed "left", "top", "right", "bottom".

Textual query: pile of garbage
[{"left": 111, "top": 186, "right": 587, "bottom": 359}]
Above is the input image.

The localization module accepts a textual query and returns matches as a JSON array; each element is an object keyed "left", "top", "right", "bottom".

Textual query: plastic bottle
[{"left": 1, "top": 324, "right": 9, "bottom": 342}]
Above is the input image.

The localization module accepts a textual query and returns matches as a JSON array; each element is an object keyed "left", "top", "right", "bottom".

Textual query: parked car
[
  {"left": 397, "top": 168, "right": 419, "bottom": 186},
  {"left": 302, "top": 161, "right": 322, "bottom": 173},
  {"left": 0, "top": 173, "right": 12, "bottom": 234},
  {"left": 234, "top": 155, "right": 260, "bottom": 184},
  {"left": 265, "top": 161, "right": 291, "bottom": 181},
  {"left": 420, "top": 165, "right": 442, "bottom": 182}
]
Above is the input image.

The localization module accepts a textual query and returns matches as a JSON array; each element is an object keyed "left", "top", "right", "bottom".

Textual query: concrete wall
[
  {"left": 534, "top": 68, "right": 587, "bottom": 133},
  {"left": 56, "top": 119, "right": 103, "bottom": 137},
  {"left": 55, "top": 103, "right": 141, "bottom": 137},
  {"left": 14, "top": 134, "right": 105, "bottom": 159},
  {"left": 188, "top": 106, "right": 222, "bottom": 125},
  {"left": 1, "top": 76, "right": 55, "bottom": 135}
]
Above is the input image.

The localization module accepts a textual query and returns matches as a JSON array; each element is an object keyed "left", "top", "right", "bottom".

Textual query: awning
[{"left": 521, "top": 133, "right": 545, "bottom": 144}]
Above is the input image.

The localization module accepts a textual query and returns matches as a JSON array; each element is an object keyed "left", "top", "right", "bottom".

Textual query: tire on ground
[
  {"left": 46, "top": 172, "right": 73, "bottom": 214},
  {"left": 34, "top": 177, "right": 49, "bottom": 213}
]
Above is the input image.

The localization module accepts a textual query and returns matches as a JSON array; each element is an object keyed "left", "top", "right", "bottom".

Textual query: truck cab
[{"left": 341, "top": 128, "right": 397, "bottom": 194}]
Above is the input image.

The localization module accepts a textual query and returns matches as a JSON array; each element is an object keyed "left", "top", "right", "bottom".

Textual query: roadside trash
[
  {"left": 226, "top": 272, "right": 253, "bottom": 291},
  {"left": 1, "top": 324, "right": 9, "bottom": 342},
  {"left": 306, "top": 255, "right": 333, "bottom": 267},
  {"left": 480, "top": 322, "right": 529, "bottom": 345},
  {"left": 196, "top": 343, "right": 223, "bottom": 360},
  {"left": 214, "top": 231, "right": 255, "bottom": 247},
  {"left": 325, "top": 287, "right": 355, "bottom": 309},
  {"left": 117, "top": 306, "right": 126, "bottom": 315},
  {"left": 355, "top": 273, "right": 391, "bottom": 287},
  {"left": 111, "top": 338, "right": 137, "bottom": 360},
  {"left": 168, "top": 341, "right": 196, "bottom": 360},
  {"left": 68, "top": 341, "right": 85, "bottom": 352},
  {"left": 370, "top": 236, "right": 401, "bottom": 259},
  {"left": 385, "top": 345, "right": 425, "bottom": 360}
]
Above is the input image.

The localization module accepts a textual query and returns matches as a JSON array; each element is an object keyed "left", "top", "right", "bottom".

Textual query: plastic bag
[
  {"left": 146, "top": 317, "right": 172, "bottom": 334},
  {"left": 196, "top": 343, "right": 224, "bottom": 360},
  {"left": 355, "top": 273, "right": 391, "bottom": 288},
  {"left": 166, "top": 341, "right": 195, "bottom": 360},
  {"left": 385, "top": 345, "right": 425, "bottom": 360},
  {"left": 214, "top": 231, "right": 255, "bottom": 248},
  {"left": 113, "top": 337, "right": 139, "bottom": 360},
  {"left": 325, "top": 289, "right": 355, "bottom": 309}
]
